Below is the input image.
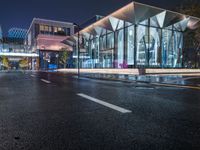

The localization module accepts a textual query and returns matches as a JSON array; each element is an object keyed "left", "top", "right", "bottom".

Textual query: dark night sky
[{"left": 0, "top": 0, "right": 184, "bottom": 34}]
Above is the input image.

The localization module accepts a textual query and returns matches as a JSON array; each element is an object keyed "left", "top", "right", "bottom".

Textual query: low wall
[
  {"left": 145, "top": 69, "right": 200, "bottom": 74},
  {"left": 58, "top": 69, "right": 140, "bottom": 75},
  {"left": 57, "top": 68, "right": 200, "bottom": 75}
]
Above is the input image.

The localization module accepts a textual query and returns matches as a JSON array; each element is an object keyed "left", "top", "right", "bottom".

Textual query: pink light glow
[
  {"left": 187, "top": 19, "right": 200, "bottom": 30},
  {"left": 37, "top": 34, "right": 72, "bottom": 51}
]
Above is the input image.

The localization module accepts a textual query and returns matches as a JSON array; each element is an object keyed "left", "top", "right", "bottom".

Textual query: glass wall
[
  {"left": 81, "top": 39, "right": 91, "bottom": 68},
  {"left": 75, "top": 19, "right": 184, "bottom": 69},
  {"left": 107, "top": 32, "right": 114, "bottom": 49},
  {"left": 136, "top": 25, "right": 148, "bottom": 66},
  {"left": 116, "top": 29, "right": 124, "bottom": 68},
  {"left": 99, "top": 32, "right": 114, "bottom": 68},
  {"left": 91, "top": 38, "right": 99, "bottom": 68},
  {"left": 149, "top": 27, "right": 162, "bottom": 67},
  {"left": 173, "top": 31, "right": 183, "bottom": 68},
  {"left": 162, "top": 29, "right": 173, "bottom": 67},
  {"left": 126, "top": 25, "right": 135, "bottom": 67}
]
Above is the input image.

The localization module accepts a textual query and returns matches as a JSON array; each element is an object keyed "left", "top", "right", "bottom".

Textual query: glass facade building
[
  {"left": 65, "top": 2, "right": 200, "bottom": 69},
  {"left": 8, "top": 28, "right": 28, "bottom": 39},
  {"left": 0, "top": 28, "right": 39, "bottom": 70}
]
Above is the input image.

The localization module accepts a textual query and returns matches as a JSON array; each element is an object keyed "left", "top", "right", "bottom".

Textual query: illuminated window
[
  {"left": 54, "top": 27, "right": 58, "bottom": 33},
  {"left": 44, "top": 26, "right": 49, "bottom": 32},
  {"left": 40, "top": 25, "right": 44, "bottom": 31},
  {"left": 49, "top": 27, "right": 52, "bottom": 32},
  {"left": 58, "top": 27, "right": 64, "bottom": 31}
]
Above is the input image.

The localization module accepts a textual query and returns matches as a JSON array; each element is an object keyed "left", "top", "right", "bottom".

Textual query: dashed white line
[
  {"left": 41, "top": 79, "right": 51, "bottom": 84},
  {"left": 77, "top": 93, "right": 132, "bottom": 113}
]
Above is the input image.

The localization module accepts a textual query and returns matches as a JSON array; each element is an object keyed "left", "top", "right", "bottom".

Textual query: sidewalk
[
  {"left": 57, "top": 68, "right": 200, "bottom": 87},
  {"left": 80, "top": 73, "right": 200, "bottom": 87}
]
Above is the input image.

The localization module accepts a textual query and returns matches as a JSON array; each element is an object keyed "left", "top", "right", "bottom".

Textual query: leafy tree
[
  {"left": 58, "top": 48, "right": 70, "bottom": 68},
  {"left": 178, "top": 0, "right": 200, "bottom": 68},
  {"left": 19, "top": 58, "right": 29, "bottom": 69},
  {"left": 2, "top": 56, "right": 10, "bottom": 69}
]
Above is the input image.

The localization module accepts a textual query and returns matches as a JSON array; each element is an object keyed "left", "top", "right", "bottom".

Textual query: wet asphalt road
[{"left": 0, "top": 72, "right": 200, "bottom": 150}]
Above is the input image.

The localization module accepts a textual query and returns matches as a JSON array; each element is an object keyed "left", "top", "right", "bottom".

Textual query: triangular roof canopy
[
  {"left": 163, "top": 11, "right": 186, "bottom": 27},
  {"left": 187, "top": 17, "right": 200, "bottom": 30},
  {"left": 81, "top": 32, "right": 91, "bottom": 40},
  {"left": 156, "top": 11, "right": 166, "bottom": 28},
  {"left": 94, "top": 16, "right": 115, "bottom": 31},
  {"left": 81, "top": 25, "right": 97, "bottom": 36},
  {"left": 94, "top": 26, "right": 107, "bottom": 36},
  {"left": 134, "top": 2, "right": 164, "bottom": 24},
  {"left": 110, "top": 2, "right": 164, "bottom": 24},
  {"left": 111, "top": 2, "right": 135, "bottom": 24},
  {"left": 174, "top": 18, "right": 190, "bottom": 31},
  {"left": 109, "top": 16, "right": 120, "bottom": 31},
  {"left": 69, "top": 1, "right": 200, "bottom": 38}
]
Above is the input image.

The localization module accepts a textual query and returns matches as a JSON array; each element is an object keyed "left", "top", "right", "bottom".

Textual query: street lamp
[
  {"left": 74, "top": 23, "right": 81, "bottom": 78},
  {"left": 56, "top": 54, "right": 59, "bottom": 70}
]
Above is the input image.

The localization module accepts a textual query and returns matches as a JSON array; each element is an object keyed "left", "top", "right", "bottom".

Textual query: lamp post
[
  {"left": 56, "top": 53, "right": 59, "bottom": 70},
  {"left": 74, "top": 23, "right": 80, "bottom": 78}
]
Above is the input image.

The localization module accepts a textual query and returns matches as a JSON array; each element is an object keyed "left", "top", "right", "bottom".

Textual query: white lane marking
[
  {"left": 31, "top": 75, "right": 35, "bottom": 77},
  {"left": 77, "top": 93, "right": 132, "bottom": 113},
  {"left": 41, "top": 79, "right": 51, "bottom": 84}
]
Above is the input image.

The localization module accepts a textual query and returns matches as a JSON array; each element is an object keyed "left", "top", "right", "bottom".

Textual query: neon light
[{"left": 0, "top": 52, "right": 39, "bottom": 57}]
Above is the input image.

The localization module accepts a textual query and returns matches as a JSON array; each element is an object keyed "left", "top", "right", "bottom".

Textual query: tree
[
  {"left": 58, "top": 48, "right": 71, "bottom": 68},
  {"left": 2, "top": 56, "right": 10, "bottom": 69},
  {"left": 0, "top": 56, "right": 2, "bottom": 70},
  {"left": 19, "top": 58, "right": 29, "bottom": 69},
  {"left": 178, "top": 0, "right": 200, "bottom": 68}
]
